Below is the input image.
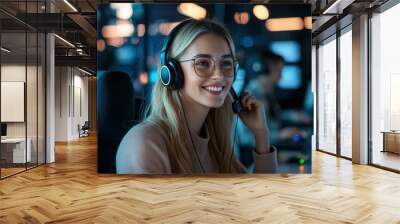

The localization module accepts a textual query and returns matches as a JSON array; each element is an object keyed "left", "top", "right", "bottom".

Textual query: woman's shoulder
[
  {"left": 122, "top": 120, "right": 169, "bottom": 147},
  {"left": 116, "top": 120, "right": 171, "bottom": 174}
]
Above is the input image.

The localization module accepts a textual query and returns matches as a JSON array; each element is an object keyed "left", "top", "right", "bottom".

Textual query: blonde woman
[{"left": 116, "top": 19, "right": 278, "bottom": 174}]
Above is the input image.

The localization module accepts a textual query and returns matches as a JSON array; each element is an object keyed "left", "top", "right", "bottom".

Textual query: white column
[
  {"left": 46, "top": 0, "right": 55, "bottom": 163},
  {"left": 352, "top": 14, "right": 369, "bottom": 164},
  {"left": 46, "top": 33, "right": 55, "bottom": 163},
  {"left": 55, "top": 67, "right": 74, "bottom": 141}
]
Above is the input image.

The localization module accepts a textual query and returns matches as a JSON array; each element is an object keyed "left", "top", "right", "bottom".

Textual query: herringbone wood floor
[{"left": 1, "top": 135, "right": 400, "bottom": 224}]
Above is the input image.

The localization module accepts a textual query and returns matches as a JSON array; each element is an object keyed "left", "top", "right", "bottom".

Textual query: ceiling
[
  {"left": 0, "top": 0, "right": 97, "bottom": 71},
  {"left": 0, "top": 0, "right": 391, "bottom": 71}
]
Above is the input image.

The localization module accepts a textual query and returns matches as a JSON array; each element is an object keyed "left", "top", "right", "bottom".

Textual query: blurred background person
[{"left": 236, "top": 49, "right": 310, "bottom": 170}]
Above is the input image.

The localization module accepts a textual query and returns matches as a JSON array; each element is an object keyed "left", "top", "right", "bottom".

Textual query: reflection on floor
[
  {"left": 0, "top": 163, "right": 40, "bottom": 178},
  {"left": 373, "top": 151, "right": 400, "bottom": 171},
  {"left": 0, "top": 167, "right": 25, "bottom": 178}
]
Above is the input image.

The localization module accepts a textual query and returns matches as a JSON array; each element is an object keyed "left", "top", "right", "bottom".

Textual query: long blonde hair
[{"left": 145, "top": 19, "right": 246, "bottom": 173}]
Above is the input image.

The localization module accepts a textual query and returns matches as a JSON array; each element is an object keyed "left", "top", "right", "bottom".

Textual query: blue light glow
[
  {"left": 270, "top": 41, "right": 301, "bottom": 63},
  {"left": 277, "top": 66, "right": 302, "bottom": 89},
  {"left": 132, "top": 4, "right": 144, "bottom": 19},
  {"left": 241, "top": 36, "right": 254, "bottom": 48},
  {"left": 115, "top": 45, "right": 136, "bottom": 65},
  {"left": 149, "top": 69, "right": 158, "bottom": 83},
  {"left": 232, "top": 68, "right": 246, "bottom": 93},
  {"left": 292, "top": 133, "right": 302, "bottom": 143}
]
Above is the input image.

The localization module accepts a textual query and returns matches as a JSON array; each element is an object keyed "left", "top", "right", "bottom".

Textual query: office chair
[
  {"left": 97, "top": 71, "right": 141, "bottom": 173},
  {"left": 78, "top": 121, "right": 90, "bottom": 138}
]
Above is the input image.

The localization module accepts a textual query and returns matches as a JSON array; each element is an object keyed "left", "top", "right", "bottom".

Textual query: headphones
[
  {"left": 159, "top": 19, "right": 191, "bottom": 90},
  {"left": 159, "top": 19, "right": 243, "bottom": 114}
]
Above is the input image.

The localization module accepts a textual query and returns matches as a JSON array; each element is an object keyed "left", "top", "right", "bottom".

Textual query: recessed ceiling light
[
  {"left": 1, "top": 47, "right": 11, "bottom": 53},
  {"left": 54, "top": 34, "right": 75, "bottom": 48},
  {"left": 63, "top": 0, "right": 78, "bottom": 12}
]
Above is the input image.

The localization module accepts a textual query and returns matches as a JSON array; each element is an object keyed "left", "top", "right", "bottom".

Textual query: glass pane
[
  {"left": 371, "top": 4, "right": 400, "bottom": 171},
  {"left": 38, "top": 32, "right": 45, "bottom": 165},
  {"left": 27, "top": 31, "right": 38, "bottom": 169},
  {"left": 1, "top": 30, "right": 27, "bottom": 177},
  {"left": 27, "top": 0, "right": 40, "bottom": 168},
  {"left": 317, "top": 37, "right": 337, "bottom": 154},
  {"left": 0, "top": 1, "right": 46, "bottom": 178},
  {"left": 339, "top": 30, "right": 352, "bottom": 158}
]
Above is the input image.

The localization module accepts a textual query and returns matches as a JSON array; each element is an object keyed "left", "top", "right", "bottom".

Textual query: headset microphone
[{"left": 230, "top": 88, "right": 243, "bottom": 114}]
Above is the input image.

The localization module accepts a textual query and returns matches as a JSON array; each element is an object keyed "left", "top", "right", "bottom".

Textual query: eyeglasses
[{"left": 178, "top": 55, "right": 238, "bottom": 78}]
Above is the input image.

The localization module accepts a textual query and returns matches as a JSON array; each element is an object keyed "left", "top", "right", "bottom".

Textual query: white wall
[
  {"left": 55, "top": 67, "right": 89, "bottom": 141},
  {"left": 72, "top": 73, "right": 89, "bottom": 138},
  {"left": 1, "top": 63, "right": 46, "bottom": 164},
  {"left": 1, "top": 65, "right": 39, "bottom": 137},
  {"left": 55, "top": 66, "right": 69, "bottom": 141}
]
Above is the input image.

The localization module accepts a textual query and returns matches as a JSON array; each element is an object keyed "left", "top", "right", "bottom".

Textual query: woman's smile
[{"left": 202, "top": 84, "right": 225, "bottom": 95}]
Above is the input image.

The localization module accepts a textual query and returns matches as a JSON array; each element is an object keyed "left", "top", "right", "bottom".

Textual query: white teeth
[{"left": 204, "top": 86, "right": 223, "bottom": 92}]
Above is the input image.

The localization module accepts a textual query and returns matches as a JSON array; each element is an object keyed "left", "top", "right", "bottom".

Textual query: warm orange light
[
  {"left": 139, "top": 72, "right": 148, "bottom": 85},
  {"left": 253, "top": 5, "right": 269, "bottom": 20},
  {"left": 304, "top": 16, "right": 312, "bottom": 29},
  {"left": 266, "top": 17, "right": 304, "bottom": 32},
  {"left": 102, "top": 20, "right": 134, "bottom": 38},
  {"left": 110, "top": 3, "right": 128, "bottom": 10},
  {"left": 97, "top": 39, "right": 106, "bottom": 52},
  {"left": 298, "top": 165, "right": 305, "bottom": 173},
  {"left": 234, "top": 12, "right": 249, "bottom": 25},
  {"left": 137, "top": 24, "right": 145, "bottom": 37},
  {"left": 106, "top": 37, "right": 124, "bottom": 47},
  {"left": 177, "top": 3, "right": 207, "bottom": 20}
]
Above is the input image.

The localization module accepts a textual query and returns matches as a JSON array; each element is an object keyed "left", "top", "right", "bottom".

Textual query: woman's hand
[
  {"left": 239, "top": 92, "right": 268, "bottom": 133},
  {"left": 239, "top": 92, "right": 271, "bottom": 154}
]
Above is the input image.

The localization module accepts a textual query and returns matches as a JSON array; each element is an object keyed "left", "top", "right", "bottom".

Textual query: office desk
[
  {"left": 1, "top": 138, "right": 31, "bottom": 163},
  {"left": 382, "top": 131, "right": 400, "bottom": 154}
]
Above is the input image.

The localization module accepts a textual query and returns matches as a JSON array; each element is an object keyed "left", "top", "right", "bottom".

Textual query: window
[
  {"left": 371, "top": 3, "right": 400, "bottom": 171},
  {"left": 339, "top": 29, "right": 352, "bottom": 158},
  {"left": 317, "top": 36, "right": 337, "bottom": 154}
]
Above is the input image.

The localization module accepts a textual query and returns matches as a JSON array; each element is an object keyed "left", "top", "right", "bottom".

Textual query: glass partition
[
  {"left": 27, "top": 31, "right": 38, "bottom": 169},
  {"left": 38, "top": 32, "right": 45, "bottom": 165},
  {"left": 1, "top": 30, "right": 28, "bottom": 177},
  {"left": 317, "top": 36, "right": 337, "bottom": 154},
  {"left": 0, "top": 1, "right": 46, "bottom": 179}
]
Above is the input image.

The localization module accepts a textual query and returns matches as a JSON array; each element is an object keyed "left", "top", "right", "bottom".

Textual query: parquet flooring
[
  {"left": 1, "top": 167, "right": 26, "bottom": 178},
  {"left": 0, "top": 135, "right": 400, "bottom": 223}
]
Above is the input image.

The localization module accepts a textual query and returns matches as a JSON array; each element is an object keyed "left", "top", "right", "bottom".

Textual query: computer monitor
[{"left": 1, "top": 123, "right": 7, "bottom": 137}]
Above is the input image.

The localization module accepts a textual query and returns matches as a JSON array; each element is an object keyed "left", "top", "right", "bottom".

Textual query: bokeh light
[{"left": 253, "top": 5, "right": 269, "bottom": 20}]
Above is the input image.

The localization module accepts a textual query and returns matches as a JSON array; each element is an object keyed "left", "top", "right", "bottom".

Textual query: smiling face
[{"left": 178, "top": 33, "right": 234, "bottom": 109}]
